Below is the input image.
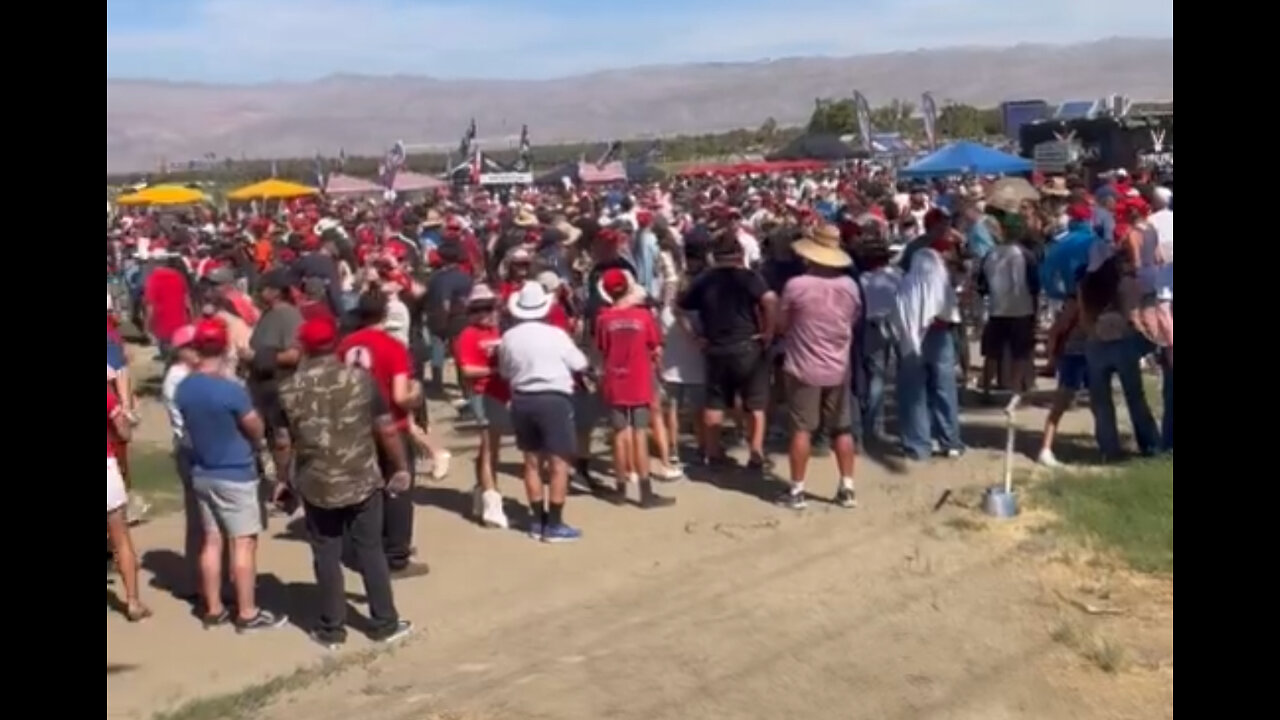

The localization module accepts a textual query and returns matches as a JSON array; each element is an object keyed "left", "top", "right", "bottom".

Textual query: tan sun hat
[
  {"left": 512, "top": 207, "right": 539, "bottom": 227},
  {"left": 1040, "top": 176, "right": 1070, "bottom": 198},
  {"left": 792, "top": 224, "right": 852, "bottom": 268}
]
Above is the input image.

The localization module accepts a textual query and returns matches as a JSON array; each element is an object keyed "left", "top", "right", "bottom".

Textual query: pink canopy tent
[
  {"left": 324, "top": 173, "right": 383, "bottom": 197},
  {"left": 391, "top": 171, "right": 448, "bottom": 193}
]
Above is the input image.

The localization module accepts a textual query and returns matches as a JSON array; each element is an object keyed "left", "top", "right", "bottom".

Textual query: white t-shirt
[
  {"left": 161, "top": 362, "right": 191, "bottom": 444},
  {"left": 736, "top": 229, "right": 761, "bottom": 268},
  {"left": 982, "top": 244, "right": 1035, "bottom": 318},
  {"left": 659, "top": 304, "right": 706, "bottom": 385},
  {"left": 383, "top": 296, "right": 412, "bottom": 347},
  {"left": 1149, "top": 209, "right": 1173, "bottom": 300}
]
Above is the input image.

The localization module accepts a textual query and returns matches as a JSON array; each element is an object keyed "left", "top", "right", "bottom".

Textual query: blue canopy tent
[{"left": 899, "top": 141, "right": 1032, "bottom": 179}]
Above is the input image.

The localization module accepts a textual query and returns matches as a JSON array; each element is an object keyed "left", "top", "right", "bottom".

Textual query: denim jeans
[
  {"left": 304, "top": 492, "right": 399, "bottom": 638},
  {"left": 1084, "top": 336, "right": 1159, "bottom": 457},
  {"left": 897, "top": 325, "right": 963, "bottom": 460},
  {"left": 1159, "top": 348, "right": 1173, "bottom": 451},
  {"left": 861, "top": 320, "right": 894, "bottom": 440},
  {"left": 375, "top": 431, "right": 417, "bottom": 570}
]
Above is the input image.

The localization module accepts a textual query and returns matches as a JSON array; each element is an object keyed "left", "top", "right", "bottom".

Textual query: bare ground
[{"left": 108, "top": 360, "right": 1172, "bottom": 720}]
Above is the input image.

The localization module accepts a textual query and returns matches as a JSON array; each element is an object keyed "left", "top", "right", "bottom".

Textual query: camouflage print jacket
[{"left": 277, "top": 356, "right": 385, "bottom": 509}]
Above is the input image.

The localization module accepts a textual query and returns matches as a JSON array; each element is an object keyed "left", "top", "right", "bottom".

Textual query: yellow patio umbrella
[
  {"left": 226, "top": 179, "right": 319, "bottom": 201},
  {"left": 115, "top": 184, "right": 208, "bottom": 206}
]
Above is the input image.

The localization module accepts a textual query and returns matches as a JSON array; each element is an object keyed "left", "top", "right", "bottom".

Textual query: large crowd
[{"left": 106, "top": 165, "right": 1173, "bottom": 648}]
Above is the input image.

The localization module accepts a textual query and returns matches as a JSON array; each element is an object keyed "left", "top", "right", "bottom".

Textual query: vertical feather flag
[
  {"left": 380, "top": 141, "right": 406, "bottom": 188},
  {"left": 459, "top": 118, "right": 477, "bottom": 161},
  {"left": 596, "top": 140, "right": 623, "bottom": 169},
  {"left": 921, "top": 92, "right": 939, "bottom": 150},
  {"left": 313, "top": 151, "right": 327, "bottom": 189},
  {"left": 853, "top": 91, "right": 874, "bottom": 154},
  {"left": 338, "top": 147, "right": 347, "bottom": 171},
  {"left": 269, "top": 159, "right": 279, "bottom": 178},
  {"left": 516, "top": 124, "right": 532, "bottom": 171},
  {"left": 469, "top": 148, "right": 482, "bottom": 185}
]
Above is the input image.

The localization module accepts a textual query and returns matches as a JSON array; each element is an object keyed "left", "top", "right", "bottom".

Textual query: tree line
[{"left": 107, "top": 100, "right": 1006, "bottom": 186}]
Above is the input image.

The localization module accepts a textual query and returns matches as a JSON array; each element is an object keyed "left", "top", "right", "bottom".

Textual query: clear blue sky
[{"left": 106, "top": 0, "right": 1174, "bottom": 83}]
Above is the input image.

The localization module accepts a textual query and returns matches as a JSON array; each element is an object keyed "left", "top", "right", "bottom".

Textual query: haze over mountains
[{"left": 106, "top": 37, "right": 1172, "bottom": 173}]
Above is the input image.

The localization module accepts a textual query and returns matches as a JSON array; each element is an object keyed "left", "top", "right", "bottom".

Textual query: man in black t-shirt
[
  {"left": 423, "top": 244, "right": 473, "bottom": 391},
  {"left": 677, "top": 232, "right": 777, "bottom": 468}
]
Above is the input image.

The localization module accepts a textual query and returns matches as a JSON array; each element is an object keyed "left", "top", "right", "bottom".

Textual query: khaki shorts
[
  {"left": 784, "top": 372, "right": 853, "bottom": 436},
  {"left": 191, "top": 476, "right": 265, "bottom": 538}
]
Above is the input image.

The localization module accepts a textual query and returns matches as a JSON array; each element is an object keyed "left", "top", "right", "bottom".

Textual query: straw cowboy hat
[
  {"left": 507, "top": 280, "right": 553, "bottom": 321},
  {"left": 792, "top": 224, "right": 852, "bottom": 268},
  {"left": 421, "top": 208, "right": 444, "bottom": 227},
  {"left": 1040, "top": 176, "right": 1070, "bottom": 198},
  {"left": 512, "top": 207, "right": 539, "bottom": 227}
]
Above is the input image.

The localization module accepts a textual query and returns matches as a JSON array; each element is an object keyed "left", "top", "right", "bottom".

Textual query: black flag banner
[
  {"left": 596, "top": 140, "right": 623, "bottom": 169},
  {"left": 515, "top": 124, "right": 532, "bottom": 171},
  {"left": 458, "top": 118, "right": 477, "bottom": 161}
]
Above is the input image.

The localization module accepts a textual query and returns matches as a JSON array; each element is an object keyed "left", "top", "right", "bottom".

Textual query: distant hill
[{"left": 106, "top": 37, "right": 1172, "bottom": 172}]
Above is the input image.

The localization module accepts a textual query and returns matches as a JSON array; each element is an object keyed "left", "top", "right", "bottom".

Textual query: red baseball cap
[
  {"left": 601, "top": 268, "right": 630, "bottom": 299},
  {"left": 192, "top": 318, "right": 229, "bottom": 353},
  {"left": 297, "top": 316, "right": 339, "bottom": 354}
]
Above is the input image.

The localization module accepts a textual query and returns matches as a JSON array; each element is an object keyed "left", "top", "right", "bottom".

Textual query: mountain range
[{"left": 106, "top": 37, "right": 1172, "bottom": 173}]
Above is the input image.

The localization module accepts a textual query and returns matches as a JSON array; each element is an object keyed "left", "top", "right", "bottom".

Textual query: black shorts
[
  {"left": 704, "top": 342, "right": 770, "bottom": 412},
  {"left": 981, "top": 315, "right": 1036, "bottom": 361},
  {"left": 510, "top": 392, "right": 578, "bottom": 460}
]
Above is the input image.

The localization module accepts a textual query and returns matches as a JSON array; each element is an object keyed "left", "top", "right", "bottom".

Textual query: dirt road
[{"left": 107, "top": 388, "right": 1172, "bottom": 720}]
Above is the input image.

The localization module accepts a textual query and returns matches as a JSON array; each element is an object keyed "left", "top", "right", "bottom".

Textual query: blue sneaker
[
  {"left": 526, "top": 521, "right": 544, "bottom": 540},
  {"left": 541, "top": 523, "right": 582, "bottom": 544}
]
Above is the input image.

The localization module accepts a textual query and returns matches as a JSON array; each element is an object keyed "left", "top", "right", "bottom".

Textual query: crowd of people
[{"left": 106, "top": 165, "right": 1173, "bottom": 647}]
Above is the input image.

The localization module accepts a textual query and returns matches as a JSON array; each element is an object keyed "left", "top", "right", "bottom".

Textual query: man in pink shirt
[{"left": 776, "top": 225, "right": 862, "bottom": 511}]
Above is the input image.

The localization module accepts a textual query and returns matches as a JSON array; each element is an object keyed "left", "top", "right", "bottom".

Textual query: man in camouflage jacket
[{"left": 275, "top": 316, "right": 414, "bottom": 647}]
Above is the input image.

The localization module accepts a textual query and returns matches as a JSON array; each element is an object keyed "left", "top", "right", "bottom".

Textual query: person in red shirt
[
  {"left": 143, "top": 255, "right": 193, "bottom": 353},
  {"left": 335, "top": 290, "right": 430, "bottom": 577},
  {"left": 452, "top": 284, "right": 512, "bottom": 529},
  {"left": 107, "top": 386, "right": 151, "bottom": 622},
  {"left": 595, "top": 269, "right": 674, "bottom": 509}
]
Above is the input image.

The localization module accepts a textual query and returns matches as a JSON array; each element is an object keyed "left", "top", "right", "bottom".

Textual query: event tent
[
  {"left": 115, "top": 185, "right": 207, "bottom": 206},
  {"left": 676, "top": 159, "right": 828, "bottom": 177},
  {"left": 624, "top": 160, "right": 667, "bottom": 184},
  {"left": 227, "top": 179, "right": 319, "bottom": 201},
  {"left": 898, "top": 141, "right": 1032, "bottom": 179},
  {"left": 323, "top": 173, "right": 383, "bottom": 197},
  {"left": 535, "top": 161, "right": 627, "bottom": 186},
  {"left": 391, "top": 171, "right": 448, "bottom": 193},
  {"left": 766, "top": 133, "right": 866, "bottom": 161}
]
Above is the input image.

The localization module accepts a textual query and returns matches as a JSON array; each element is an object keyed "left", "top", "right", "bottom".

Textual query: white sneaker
[
  {"left": 431, "top": 451, "right": 452, "bottom": 481},
  {"left": 480, "top": 490, "right": 509, "bottom": 529},
  {"left": 1037, "top": 449, "right": 1064, "bottom": 468},
  {"left": 652, "top": 464, "right": 684, "bottom": 481}
]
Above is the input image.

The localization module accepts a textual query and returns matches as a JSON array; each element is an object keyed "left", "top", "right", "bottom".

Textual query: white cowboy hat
[
  {"left": 507, "top": 280, "right": 553, "bottom": 321},
  {"left": 791, "top": 224, "right": 852, "bottom": 268}
]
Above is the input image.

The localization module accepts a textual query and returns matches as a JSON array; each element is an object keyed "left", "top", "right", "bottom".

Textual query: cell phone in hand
[{"left": 274, "top": 485, "right": 301, "bottom": 516}]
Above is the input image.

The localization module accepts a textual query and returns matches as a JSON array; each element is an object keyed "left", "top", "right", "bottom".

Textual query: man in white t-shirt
[
  {"left": 159, "top": 324, "right": 207, "bottom": 598},
  {"left": 1149, "top": 187, "right": 1173, "bottom": 301}
]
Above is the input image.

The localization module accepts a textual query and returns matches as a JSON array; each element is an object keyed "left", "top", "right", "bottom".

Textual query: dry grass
[{"left": 1051, "top": 621, "right": 1128, "bottom": 674}]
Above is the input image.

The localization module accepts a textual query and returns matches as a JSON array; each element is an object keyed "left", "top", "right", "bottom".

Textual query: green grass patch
[
  {"left": 125, "top": 445, "right": 184, "bottom": 515},
  {"left": 152, "top": 649, "right": 382, "bottom": 720},
  {"left": 1037, "top": 456, "right": 1173, "bottom": 574}
]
